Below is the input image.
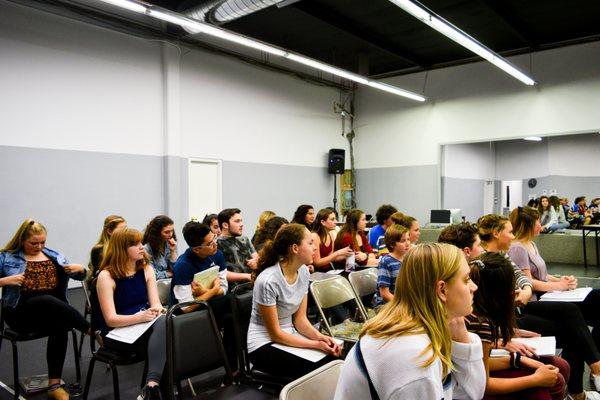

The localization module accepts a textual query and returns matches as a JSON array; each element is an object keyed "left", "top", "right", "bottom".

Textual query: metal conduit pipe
[{"left": 182, "top": 0, "right": 284, "bottom": 32}]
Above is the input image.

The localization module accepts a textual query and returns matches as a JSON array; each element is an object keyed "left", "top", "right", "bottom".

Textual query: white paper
[
  {"left": 271, "top": 333, "right": 343, "bottom": 362},
  {"left": 106, "top": 314, "right": 160, "bottom": 344},
  {"left": 326, "top": 269, "right": 343, "bottom": 275},
  {"left": 540, "top": 287, "right": 592, "bottom": 302},
  {"left": 490, "top": 336, "right": 556, "bottom": 357}
]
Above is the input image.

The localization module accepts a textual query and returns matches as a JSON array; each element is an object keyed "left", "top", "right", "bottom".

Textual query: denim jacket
[
  {"left": 0, "top": 247, "right": 87, "bottom": 308},
  {"left": 144, "top": 243, "right": 175, "bottom": 280}
]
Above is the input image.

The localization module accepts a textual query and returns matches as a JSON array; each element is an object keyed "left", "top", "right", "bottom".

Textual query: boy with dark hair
[
  {"left": 217, "top": 208, "right": 258, "bottom": 287},
  {"left": 368, "top": 204, "right": 398, "bottom": 248}
]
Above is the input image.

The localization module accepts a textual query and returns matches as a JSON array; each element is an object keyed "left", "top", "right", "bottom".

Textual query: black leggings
[
  {"left": 104, "top": 314, "right": 166, "bottom": 384},
  {"left": 4, "top": 294, "right": 90, "bottom": 379},
  {"left": 206, "top": 295, "right": 237, "bottom": 371},
  {"left": 518, "top": 300, "right": 600, "bottom": 394},
  {"left": 249, "top": 343, "right": 336, "bottom": 380}
]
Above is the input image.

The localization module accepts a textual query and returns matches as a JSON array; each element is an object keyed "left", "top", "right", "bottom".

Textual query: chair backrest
[
  {"left": 348, "top": 268, "right": 377, "bottom": 298},
  {"left": 279, "top": 360, "right": 344, "bottom": 400},
  {"left": 156, "top": 278, "right": 172, "bottom": 306},
  {"left": 310, "top": 275, "right": 359, "bottom": 309},
  {"left": 166, "top": 301, "right": 231, "bottom": 385},
  {"left": 82, "top": 278, "right": 92, "bottom": 309},
  {"left": 230, "top": 282, "right": 254, "bottom": 372}
]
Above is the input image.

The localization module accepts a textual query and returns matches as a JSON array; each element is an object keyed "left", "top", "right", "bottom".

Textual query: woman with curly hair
[
  {"left": 142, "top": 215, "right": 177, "bottom": 280},
  {"left": 291, "top": 204, "right": 315, "bottom": 230}
]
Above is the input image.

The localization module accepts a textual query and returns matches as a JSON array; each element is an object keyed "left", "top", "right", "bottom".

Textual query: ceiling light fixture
[
  {"left": 388, "top": 0, "right": 536, "bottom": 86},
  {"left": 97, "top": 0, "right": 426, "bottom": 101},
  {"left": 524, "top": 136, "right": 542, "bottom": 141}
]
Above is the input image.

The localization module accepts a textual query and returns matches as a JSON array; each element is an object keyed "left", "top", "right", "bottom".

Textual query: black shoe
[{"left": 137, "top": 385, "right": 162, "bottom": 400}]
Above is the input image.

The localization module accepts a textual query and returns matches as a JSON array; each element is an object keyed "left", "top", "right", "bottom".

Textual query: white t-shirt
[
  {"left": 247, "top": 263, "right": 310, "bottom": 353},
  {"left": 334, "top": 332, "right": 485, "bottom": 400}
]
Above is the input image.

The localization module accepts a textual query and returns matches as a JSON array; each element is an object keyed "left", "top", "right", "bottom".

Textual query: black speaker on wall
[{"left": 328, "top": 149, "right": 345, "bottom": 174}]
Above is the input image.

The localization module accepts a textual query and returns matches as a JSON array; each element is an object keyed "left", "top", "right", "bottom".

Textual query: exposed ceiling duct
[{"left": 182, "top": 0, "right": 284, "bottom": 32}]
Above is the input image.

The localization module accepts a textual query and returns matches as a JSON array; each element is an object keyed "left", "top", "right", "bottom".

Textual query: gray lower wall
[
  {"left": 442, "top": 177, "right": 484, "bottom": 223},
  {"left": 523, "top": 175, "right": 600, "bottom": 204},
  {"left": 0, "top": 147, "right": 339, "bottom": 263},
  {"left": 222, "top": 161, "right": 335, "bottom": 239},
  {"left": 355, "top": 165, "right": 439, "bottom": 223},
  {"left": 0, "top": 145, "right": 164, "bottom": 265}
]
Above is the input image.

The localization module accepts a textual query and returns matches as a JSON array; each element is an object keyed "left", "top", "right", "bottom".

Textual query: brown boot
[{"left": 47, "top": 385, "right": 69, "bottom": 400}]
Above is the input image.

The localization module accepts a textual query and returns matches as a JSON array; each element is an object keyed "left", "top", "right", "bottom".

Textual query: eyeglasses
[{"left": 196, "top": 235, "right": 217, "bottom": 249}]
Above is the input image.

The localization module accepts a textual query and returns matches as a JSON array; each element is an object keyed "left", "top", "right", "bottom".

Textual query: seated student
[
  {"left": 391, "top": 212, "right": 421, "bottom": 247},
  {"left": 170, "top": 221, "right": 235, "bottom": 370},
  {"left": 467, "top": 253, "right": 568, "bottom": 400},
  {"left": 0, "top": 220, "right": 90, "bottom": 400},
  {"left": 247, "top": 223, "right": 341, "bottom": 379},
  {"left": 480, "top": 212, "right": 600, "bottom": 400},
  {"left": 571, "top": 196, "right": 592, "bottom": 226},
  {"left": 89, "top": 215, "right": 127, "bottom": 279},
  {"left": 367, "top": 204, "right": 397, "bottom": 248},
  {"left": 334, "top": 243, "right": 485, "bottom": 400},
  {"left": 251, "top": 210, "right": 275, "bottom": 245},
  {"left": 94, "top": 228, "right": 166, "bottom": 400},
  {"left": 252, "top": 216, "right": 287, "bottom": 252},
  {"left": 548, "top": 196, "right": 570, "bottom": 232},
  {"left": 311, "top": 208, "right": 353, "bottom": 272},
  {"left": 333, "top": 209, "right": 378, "bottom": 268},
  {"left": 291, "top": 204, "right": 315, "bottom": 230},
  {"left": 202, "top": 213, "right": 221, "bottom": 237},
  {"left": 142, "top": 215, "right": 177, "bottom": 279},
  {"left": 373, "top": 224, "right": 410, "bottom": 310},
  {"left": 216, "top": 208, "right": 258, "bottom": 287}
]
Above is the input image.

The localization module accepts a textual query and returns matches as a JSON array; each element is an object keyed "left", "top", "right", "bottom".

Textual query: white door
[
  {"left": 483, "top": 180, "right": 495, "bottom": 215},
  {"left": 188, "top": 159, "right": 222, "bottom": 221},
  {"left": 501, "top": 180, "right": 523, "bottom": 211}
]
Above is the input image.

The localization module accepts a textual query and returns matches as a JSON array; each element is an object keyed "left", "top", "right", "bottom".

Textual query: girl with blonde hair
[
  {"left": 0, "top": 219, "right": 89, "bottom": 400},
  {"left": 334, "top": 243, "right": 485, "bottom": 400},
  {"left": 95, "top": 228, "right": 165, "bottom": 400}
]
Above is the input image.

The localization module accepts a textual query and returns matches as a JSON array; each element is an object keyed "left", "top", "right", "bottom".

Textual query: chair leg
[
  {"left": 71, "top": 330, "right": 82, "bottom": 384},
  {"left": 176, "top": 381, "right": 184, "bottom": 400},
  {"left": 78, "top": 308, "right": 90, "bottom": 356},
  {"left": 82, "top": 357, "right": 97, "bottom": 400},
  {"left": 11, "top": 340, "right": 19, "bottom": 400},
  {"left": 110, "top": 364, "right": 120, "bottom": 400}
]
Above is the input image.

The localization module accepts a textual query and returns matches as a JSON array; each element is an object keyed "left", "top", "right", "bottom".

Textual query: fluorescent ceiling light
[
  {"left": 388, "top": 0, "right": 536, "bottom": 86},
  {"left": 524, "top": 136, "right": 542, "bottom": 141},
  {"left": 98, "top": 0, "right": 425, "bottom": 101},
  {"left": 99, "top": 0, "right": 147, "bottom": 13}
]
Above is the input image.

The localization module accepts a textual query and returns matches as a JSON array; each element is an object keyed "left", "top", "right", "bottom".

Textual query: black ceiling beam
[
  {"left": 477, "top": 0, "right": 538, "bottom": 50},
  {"left": 293, "top": 2, "right": 428, "bottom": 69}
]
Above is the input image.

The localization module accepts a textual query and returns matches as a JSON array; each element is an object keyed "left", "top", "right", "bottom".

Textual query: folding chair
[
  {"left": 82, "top": 284, "right": 148, "bottom": 400},
  {"left": 230, "top": 283, "right": 294, "bottom": 387},
  {"left": 0, "top": 289, "right": 81, "bottom": 400},
  {"left": 156, "top": 278, "right": 172, "bottom": 307},
  {"left": 348, "top": 268, "right": 378, "bottom": 319},
  {"left": 279, "top": 360, "right": 344, "bottom": 400},
  {"left": 310, "top": 275, "right": 367, "bottom": 343},
  {"left": 166, "top": 300, "right": 272, "bottom": 400}
]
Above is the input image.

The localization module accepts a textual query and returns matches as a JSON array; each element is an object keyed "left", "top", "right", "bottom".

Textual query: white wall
[
  {"left": 549, "top": 134, "right": 600, "bottom": 176},
  {"left": 355, "top": 40, "right": 600, "bottom": 169},
  {"left": 442, "top": 142, "right": 494, "bottom": 179},
  {"left": 0, "top": 1, "right": 349, "bottom": 262},
  {"left": 495, "top": 139, "right": 549, "bottom": 180},
  {"left": 0, "top": 1, "right": 164, "bottom": 156},
  {"left": 180, "top": 50, "right": 347, "bottom": 167}
]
